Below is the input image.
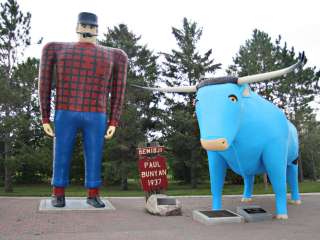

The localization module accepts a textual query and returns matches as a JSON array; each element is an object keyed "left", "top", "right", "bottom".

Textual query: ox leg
[
  {"left": 287, "top": 164, "right": 301, "bottom": 205},
  {"left": 207, "top": 151, "right": 227, "bottom": 210},
  {"left": 242, "top": 175, "right": 254, "bottom": 202},
  {"left": 263, "top": 143, "right": 288, "bottom": 219}
]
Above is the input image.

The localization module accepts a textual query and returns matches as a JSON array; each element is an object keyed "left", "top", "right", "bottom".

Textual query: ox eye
[{"left": 228, "top": 95, "right": 238, "bottom": 102}]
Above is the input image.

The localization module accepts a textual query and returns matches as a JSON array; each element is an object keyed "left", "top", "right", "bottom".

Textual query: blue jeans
[{"left": 52, "top": 110, "right": 107, "bottom": 188}]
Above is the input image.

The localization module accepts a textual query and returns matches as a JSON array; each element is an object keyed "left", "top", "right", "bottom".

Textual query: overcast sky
[
  {"left": 16, "top": 0, "right": 320, "bottom": 117},
  {"left": 19, "top": 0, "right": 319, "bottom": 73}
]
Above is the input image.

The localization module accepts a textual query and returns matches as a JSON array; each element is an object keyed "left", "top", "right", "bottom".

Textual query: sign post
[{"left": 137, "top": 144, "right": 181, "bottom": 216}]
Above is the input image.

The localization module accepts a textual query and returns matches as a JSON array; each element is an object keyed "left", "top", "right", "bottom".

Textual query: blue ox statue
[{"left": 136, "top": 53, "right": 306, "bottom": 219}]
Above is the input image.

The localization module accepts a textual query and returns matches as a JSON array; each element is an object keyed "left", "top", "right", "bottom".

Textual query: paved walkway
[{"left": 0, "top": 194, "right": 320, "bottom": 240}]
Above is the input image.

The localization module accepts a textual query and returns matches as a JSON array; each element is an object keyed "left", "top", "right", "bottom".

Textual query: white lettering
[
  {"left": 138, "top": 147, "right": 165, "bottom": 155},
  {"left": 147, "top": 179, "right": 162, "bottom": 186},
  {"left": 141, "top": 170, "right": 159, "bottom": 178},
  {"left": 158, "top": 169, "right": 167, "bottom": 176},
  {"left": 148, "top": 161, "right": 160, "bottom": 168}
]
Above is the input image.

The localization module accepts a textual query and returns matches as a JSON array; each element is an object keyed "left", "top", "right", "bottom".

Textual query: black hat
[{"left": 78, "top": 12, "right": 98, "bottom": 27}]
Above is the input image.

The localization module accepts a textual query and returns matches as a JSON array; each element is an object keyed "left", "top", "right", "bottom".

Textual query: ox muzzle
[{"left": 200, "top": 138, "right": 229, "bottom": 151}]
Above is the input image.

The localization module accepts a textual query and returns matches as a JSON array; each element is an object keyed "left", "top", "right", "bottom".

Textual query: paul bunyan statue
[
  {"left": 137, "top": 53, "right": 306, "bottom": 219},
  {"left": 39, "top": 12, "right": 128, "bottom": 208}
]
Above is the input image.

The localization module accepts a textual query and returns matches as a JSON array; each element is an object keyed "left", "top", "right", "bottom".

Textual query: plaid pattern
[{"left": 39, "top": 42, "right": 127, "bottom": 127}]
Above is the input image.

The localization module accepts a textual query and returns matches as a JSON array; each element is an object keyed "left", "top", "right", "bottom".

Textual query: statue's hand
[
  {"left": 43, "top": 123, "right": 54, "bottom": 137},
  {"left": 105, "top": 126, "right": 116, "bottom": 140}
]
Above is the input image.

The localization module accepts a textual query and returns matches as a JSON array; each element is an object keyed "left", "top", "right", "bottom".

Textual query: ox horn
[
  {"left": 131, "top": 84, "right": 197, "bottom": 93},
  {"left": 237, "top": 52, "right": 306, "bottom": 84}
]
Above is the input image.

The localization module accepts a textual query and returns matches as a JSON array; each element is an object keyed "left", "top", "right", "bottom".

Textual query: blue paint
[
  {"left": 53, "top": 110, "right": 107, "bottom": 188},
  {"left": 196, "top": 83, "right": 300, "bottom": 215}
]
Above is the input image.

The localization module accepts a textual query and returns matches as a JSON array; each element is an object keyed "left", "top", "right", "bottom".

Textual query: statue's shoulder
[
  {"left": 97, "top": 45, "right": 128, "bottom": 58},
  {"left": 42, "top": 42, "right": 73, "bottom": 50}
]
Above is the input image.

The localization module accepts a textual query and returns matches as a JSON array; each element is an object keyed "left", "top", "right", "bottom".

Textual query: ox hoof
[
  {"left": 288, "top": 199, "right": 302, "bottom": 205},
  {"left": 241, "top": 197, "right": 253, "bottom": 202},
  {"left": 274, "top": 214, "right": 288, "bottom": 220}
]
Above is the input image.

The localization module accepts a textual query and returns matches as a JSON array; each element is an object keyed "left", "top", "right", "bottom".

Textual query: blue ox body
[
  {"left": 195, "top": 79, "right": 300, "bottom": 217},
  {"left": 137, "top": 55, "right": 305, "bottom": 218}
]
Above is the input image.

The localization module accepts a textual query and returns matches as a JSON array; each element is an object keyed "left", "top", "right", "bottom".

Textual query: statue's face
[{"left": 76, "top": 23, "right": 98, "bottom": 36}]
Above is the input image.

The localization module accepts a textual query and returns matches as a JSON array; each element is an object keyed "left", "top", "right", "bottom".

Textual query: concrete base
[
  {"left": 39, "top": 197, "right": 115, "bottom": 211},
  {"left": 236, "top": 205, "right": 272, "bottom": 222},
  {"left": 193, "top": 209, "right": 244, "bottom": 225}
]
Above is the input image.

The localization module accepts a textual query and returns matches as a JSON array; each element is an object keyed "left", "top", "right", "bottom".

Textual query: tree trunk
[
  {"left": 121, "top": 161, "right": 128, "bottom": 191},
  {"left": 298, "top": 153, "right": 304, "bottom": 182},
  {"left": 4, "top": 165, "right": 13, "bottom": 193},
  {"left": 263, "top": 174, "right": 268, "bottom": 191},
  {"left": 310, "top": 152, "right": 317, "bottom": 181},
  {"left": 190, "top": 164, "right": 197, "bottom": 189},
  {"left": 190, "top": 150, "right": 198, "bottom": 189},
  {"left": 121, "top": 177, "right": 128, "bottom": 191},
  {"left": 4, "top": 138, "right": 13, "bottom": 193},
  {"left": 191, "top": 117, "right": 200, "bottom": 189},
  {"left": 121, "top": 176, "right": 129, "bottom": 191}
]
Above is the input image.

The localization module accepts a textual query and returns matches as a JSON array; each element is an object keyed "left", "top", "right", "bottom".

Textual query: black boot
[
  {"left": 87, "top": 196, "right": 105, "bottom": 208},
  {"left": 51, "top": 195, "right": 65, "bottom": 208}
]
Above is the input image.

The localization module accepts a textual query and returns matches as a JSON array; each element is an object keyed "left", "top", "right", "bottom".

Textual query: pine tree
[
  {"left": 7, "top": 58, "right": 52, "bottom": 184},
  {"left": 300, "top": 117, "right": 320, "bottom": 180},
  {"left": 228, "top": 29, "right": 320, "bottom": 181},
  {"left": 0, "top": 0, "right": 31, "bottom": 192},
  {"left": 162, "top": 18, "right": 221, "bottom": 187},
  {"left": 99, "top": 24, "right": 160, "bottom": 189},
  {"left": 228, "top": 29, "right": 278, "bottom": 102}
]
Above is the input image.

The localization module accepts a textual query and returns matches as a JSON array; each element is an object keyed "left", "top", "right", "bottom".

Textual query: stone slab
[
  {"left": 38, "top": 197, "right": 115, "bottom": 211},
  {"left": 236, "top": 205, "right": 272, "bottom": 222},
  {"left": 193, "top": 209, "right": 244, "bottom": 225},
  {"left": 146, "top": 194, "right": 182, "bottom": 216}
]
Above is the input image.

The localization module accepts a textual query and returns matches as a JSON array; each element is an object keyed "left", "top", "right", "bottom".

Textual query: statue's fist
[
  {"left": 105, "top": 126, "right": 116, "bottom": 140},
  {"left": 43, "top": 123, "right": 54, "bottom": 137}
]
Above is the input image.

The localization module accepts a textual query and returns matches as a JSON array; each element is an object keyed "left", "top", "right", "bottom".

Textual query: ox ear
[{"left": 240, "top": 84, "right": 251, "bottom": 97}]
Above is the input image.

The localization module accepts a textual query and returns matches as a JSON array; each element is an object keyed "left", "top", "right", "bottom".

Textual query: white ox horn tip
[
  {"left": 237, "top": 55, "right": 305, "bottom": 85},
  {"left": 131, "top": 84, "right": 197, "bottom": 93}
]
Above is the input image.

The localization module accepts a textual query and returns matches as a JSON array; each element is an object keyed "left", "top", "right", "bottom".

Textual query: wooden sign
[
  {"left": 138, "top": 155, "right": 168, "bottom": 192},
  {"left": 137, "top": 146, "right": 165, "bottom": 156}
]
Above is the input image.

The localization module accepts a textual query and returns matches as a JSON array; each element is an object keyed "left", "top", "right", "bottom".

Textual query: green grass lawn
[{"left": 0, "top": 180, "right": 319, "bottom": 197}]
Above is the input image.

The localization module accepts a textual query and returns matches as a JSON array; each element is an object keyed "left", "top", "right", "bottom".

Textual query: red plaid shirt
[{"left": 39, "top": 42, "right": 127, "bottom": 127}]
